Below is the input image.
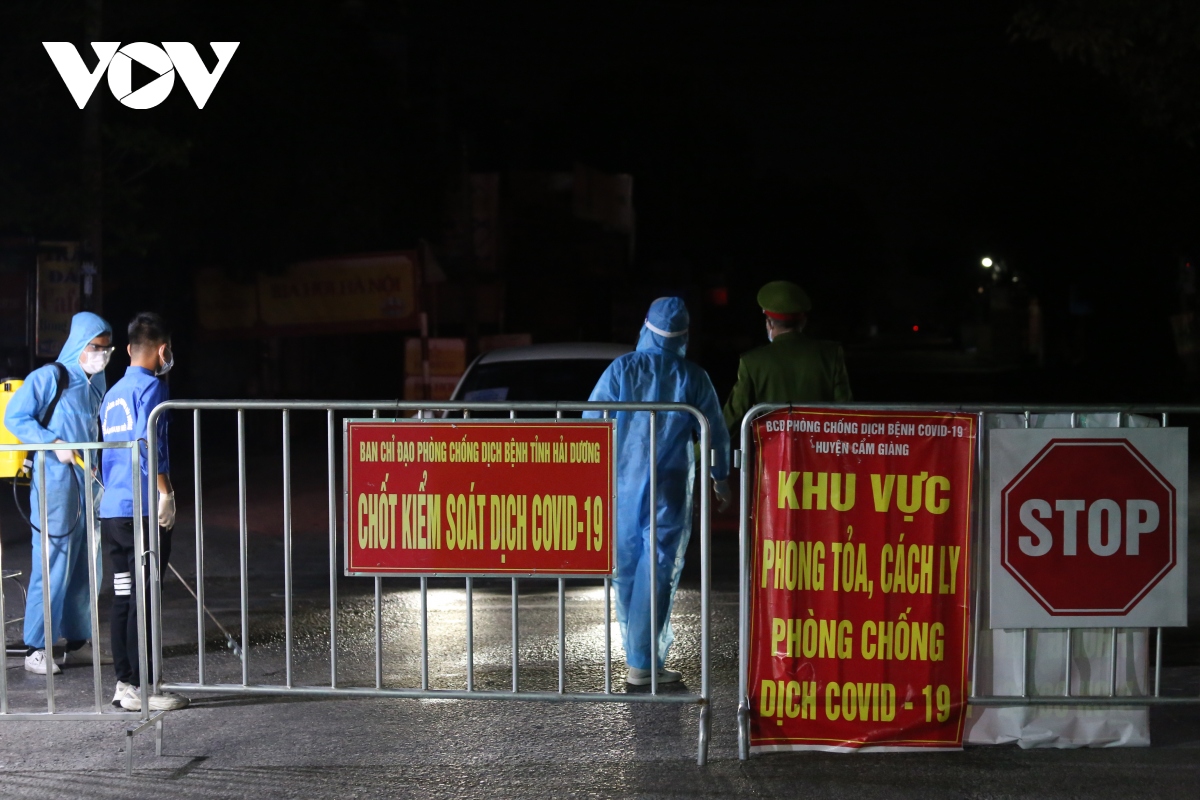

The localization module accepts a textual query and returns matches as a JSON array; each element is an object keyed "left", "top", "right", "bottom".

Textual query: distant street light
[{"left": 981, "top": 257, "right": 994, "bottom": 268}]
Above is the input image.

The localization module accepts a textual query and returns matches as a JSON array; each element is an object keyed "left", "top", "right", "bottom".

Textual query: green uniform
[{"left": 722, "top": 330, "right": 852, "bottom": 433}]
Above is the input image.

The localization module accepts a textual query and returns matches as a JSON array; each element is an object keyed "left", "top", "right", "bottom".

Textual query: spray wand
[{"left": 166, "top": 562, "right": 244, "bottom": 660}]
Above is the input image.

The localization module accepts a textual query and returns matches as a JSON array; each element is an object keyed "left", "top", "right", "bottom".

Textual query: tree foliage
[{"left": 1014, "top": 0, "right": 1200, "bottom": 143}]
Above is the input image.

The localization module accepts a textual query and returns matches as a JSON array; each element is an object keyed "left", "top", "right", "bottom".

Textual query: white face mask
[
  {"left": 80, "top": 350, "right": 110, "bottom": 375},
  {"left": 155, "top": 345, "right": 174, "bottom": 376}
]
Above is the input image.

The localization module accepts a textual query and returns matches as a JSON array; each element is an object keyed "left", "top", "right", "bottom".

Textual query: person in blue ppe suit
[
  {"left": 3, "top": 311, "right": 112, "bottom": 675},
  {"left": 585, "top": 297, "right": 732, "bottom": 686}
]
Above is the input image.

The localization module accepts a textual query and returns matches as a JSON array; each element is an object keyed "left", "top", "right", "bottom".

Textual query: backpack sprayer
[{"left": 0, "top": 379, "right": 27, "bottom": 479}]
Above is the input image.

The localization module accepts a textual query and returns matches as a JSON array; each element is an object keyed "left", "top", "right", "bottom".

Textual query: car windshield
[{"left": 457, "top": 358, "right": 613, "bottom": 403}]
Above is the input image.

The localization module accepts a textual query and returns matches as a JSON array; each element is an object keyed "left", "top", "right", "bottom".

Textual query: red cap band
[{"left": 764, "top": 310, "right": 800, "bottom": 323}]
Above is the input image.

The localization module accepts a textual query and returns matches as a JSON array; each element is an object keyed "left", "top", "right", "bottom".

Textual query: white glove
[
  {"left": 714, "top": 480, "right": 732, "bottom": 513},
  {"left": 158, "top": 491, "right": 176, "bottom": 529},
  {"left": 52, "top": 440, "right": 74, "bottom": 464}
]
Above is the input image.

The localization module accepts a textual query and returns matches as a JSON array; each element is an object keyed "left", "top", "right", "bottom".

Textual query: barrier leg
[
  {"left": 698, "top": 702, "right": 710, "bottom": 766},
  {"left": 124, "top": 711, "right": 165, "bottom": 775},
  {"left": 0, "top": 540, "right": 8, "bottom": 713},
  {"left": 237, "top": 410, "right": 250, "bottom": 686},
  {"left": 737, "top": 699, "right": 750, "bottom": 760}
]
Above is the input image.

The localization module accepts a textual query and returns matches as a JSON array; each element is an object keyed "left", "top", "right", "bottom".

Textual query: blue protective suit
[
  {"left": 4, "top": 311, "right": 110, "bottom": 648},
  {"left": 585, "top": 298, "right": 730, "bottom": 670}
]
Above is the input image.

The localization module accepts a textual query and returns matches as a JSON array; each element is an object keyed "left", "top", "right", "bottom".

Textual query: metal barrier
[
  {"left": 736, "top": 402, "right": 1200, "bottom": 759},
  {"left": 0, "top": 440, "right": 162, "bottom": 774},
  {"left": 146, "top": 400, "right": 715, "bottom": 765}
]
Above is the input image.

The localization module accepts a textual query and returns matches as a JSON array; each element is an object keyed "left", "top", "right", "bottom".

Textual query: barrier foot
[
  {"left": 697, "top": 702, "right": 711, "bottom": 766},
  {"left": 737, "top": 699, "right": 750, "bottom": 761},
  {"left": 124, "top": 711, "right": 166, "bottom": 776}
]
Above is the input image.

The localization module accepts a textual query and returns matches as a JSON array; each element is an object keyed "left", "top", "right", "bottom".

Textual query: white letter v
[
  {"left": 162, "top": 42, "right": 239, "bottom": 109},
  {"left": 42, "top": 42, "right": 120, "bottom": 109}
]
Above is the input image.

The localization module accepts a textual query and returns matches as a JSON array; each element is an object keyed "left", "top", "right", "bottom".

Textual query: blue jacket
[
  {"left": 100, "top": 366, "right": 170, "bottom": 518},
  {"left": 3, "top": 311, "right": 110, "bottom": 535}
]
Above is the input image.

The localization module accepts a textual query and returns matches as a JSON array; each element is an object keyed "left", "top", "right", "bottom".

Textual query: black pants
[{"left": 101, "top": 518, "right": 172, "bottom": 687}]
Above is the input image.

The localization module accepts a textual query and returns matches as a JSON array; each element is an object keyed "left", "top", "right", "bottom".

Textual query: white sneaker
[
  {"left": 24, "top": 649, "right": 61, "bottom": 675},
  {"left": 625, "top": 666, "right": 683, "bottom": 686},
  {"left": 149, "top": 691, "right": 190, "bottom": 711},
  {"left": 119, "top": 687, "right": 190, "bottom": 712},
  {"left": 60, "top": 642, "right": 113, "bottom": 666},
  {"left": 117, "top": 684, "right": 142, "bottom": 710}
]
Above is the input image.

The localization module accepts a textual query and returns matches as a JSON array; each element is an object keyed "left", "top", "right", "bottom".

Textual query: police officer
[{"left": 722, "top": 280, "right": 852, "bottom": 434}]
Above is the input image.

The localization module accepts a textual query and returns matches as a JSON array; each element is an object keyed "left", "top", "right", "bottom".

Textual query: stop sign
[{"left": 1001, "top": 438, "right": 1176, "bottom": 615}]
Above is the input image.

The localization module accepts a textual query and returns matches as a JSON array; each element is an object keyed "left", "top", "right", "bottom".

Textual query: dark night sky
[{"left": 3, "top": 1, "right": 1198, "bottom": 399}]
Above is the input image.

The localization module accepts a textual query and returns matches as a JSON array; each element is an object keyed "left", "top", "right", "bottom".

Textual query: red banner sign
[
  {"left": 345, "top": 420, "right": 615, "bottom": 575},
  {"left": 749, "top": 409, "right": 976, "bottom": 752}
]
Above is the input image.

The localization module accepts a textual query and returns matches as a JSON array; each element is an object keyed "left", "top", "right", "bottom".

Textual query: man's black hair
[{"left": 127, "top": 312, "right": 170, "bottom": 349}]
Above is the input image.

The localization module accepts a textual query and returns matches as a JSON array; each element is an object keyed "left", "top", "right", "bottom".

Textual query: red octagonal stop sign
[{"left": 1001, "top": 438, "right": 1176, "bottom": 615}]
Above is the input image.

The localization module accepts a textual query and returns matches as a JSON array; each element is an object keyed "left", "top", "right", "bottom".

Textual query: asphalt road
[{"left": 1, "top": 446, "right": 1198, "bottom": 799}]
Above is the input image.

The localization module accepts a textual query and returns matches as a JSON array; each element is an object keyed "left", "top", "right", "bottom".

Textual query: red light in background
[
  {"left": 708, "top": 287, "right": 728, "bottom": 307},
  {"left": 912, "top": 325, "right": 919, "bottom": 332}
]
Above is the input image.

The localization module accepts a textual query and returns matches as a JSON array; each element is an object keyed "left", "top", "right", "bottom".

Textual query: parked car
[{"left": 448, "top": 342, "right": 632, "bottom": 416}]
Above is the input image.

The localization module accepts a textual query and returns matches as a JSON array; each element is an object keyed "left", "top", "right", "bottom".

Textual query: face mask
[
  {"left": 156, "top": 346, "right": 174, "bottom": 377},
  {"left": 80, "top": 350, "right": 110, "bottom": 375}
]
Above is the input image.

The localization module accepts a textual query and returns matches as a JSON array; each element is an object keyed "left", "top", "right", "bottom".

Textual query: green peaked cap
[{"left": 757, "top": 280, "right": 812, "bottom": 314}]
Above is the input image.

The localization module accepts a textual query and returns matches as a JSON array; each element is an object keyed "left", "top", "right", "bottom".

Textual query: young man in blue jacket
[
  {"left": 99, "top": 312, "right": 187, "bottom": 711},
  {"left": 4, "top": 311, "right": 112, "bottom": 675}
]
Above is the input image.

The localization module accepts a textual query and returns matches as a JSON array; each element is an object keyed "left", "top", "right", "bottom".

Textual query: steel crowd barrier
[
  {"left": 146, "top": 400, "right": 715, "bottom": 765},
  {"left": 736, "top": 402, "right": 1200, "bottom": 760},
  {"left": 0, "top": 439, "right": 162, "bottom": 775}
]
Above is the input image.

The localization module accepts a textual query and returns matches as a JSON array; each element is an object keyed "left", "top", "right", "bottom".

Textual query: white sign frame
[{"left": 989, "top": 428, "right": 1188, "bottom": 628}]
